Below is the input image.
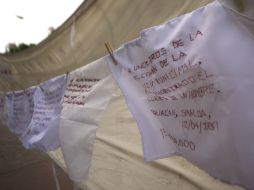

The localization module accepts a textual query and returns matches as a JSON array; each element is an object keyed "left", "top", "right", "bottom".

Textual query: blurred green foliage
[{"left": 5, "top": 43, "right": 35, "bottom": 54}]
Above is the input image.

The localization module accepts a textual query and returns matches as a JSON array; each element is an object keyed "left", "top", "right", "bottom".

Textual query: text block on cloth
[
  {"left": 108, "top": 1, "right": 254, "bottom": 190},
  {"left": 6, "top": 87, "right": 35, "bottom": 135},
  {"left": 20, "top": 75, "right": 67, "bottom": 151},
  {"left": 59, "top": 57, "right": 117, "bottom": 182}
]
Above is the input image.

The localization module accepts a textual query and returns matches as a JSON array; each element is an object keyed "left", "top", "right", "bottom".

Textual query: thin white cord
[{"left": 52, "top": 162, "right": 61, "bottom": 190}]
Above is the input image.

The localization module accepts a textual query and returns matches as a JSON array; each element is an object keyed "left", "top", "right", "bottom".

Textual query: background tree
[{"left": 5, "top": 43, "right": 35, "bottom": 54}]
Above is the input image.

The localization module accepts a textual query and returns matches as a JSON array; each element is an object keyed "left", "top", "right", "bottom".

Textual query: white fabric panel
[
  {"left": 59, "top": 57, "right": 117, "bottom": 182},
  {"left": 20, "top": 75, "right": 67, "bottom": 151},
  {"left": 6, "top": 88, "right": 35, "bottom": 135},
  {"left": 108, "top": 2, "right": 254, "bottom": 189}
]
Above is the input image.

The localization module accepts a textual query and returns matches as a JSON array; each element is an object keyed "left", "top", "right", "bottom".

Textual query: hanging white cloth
[
  {"left": 59, "top": 57, "right": 117, "bottom": 182},
  {"left": 6, "top": 87, "right": 35, "bottom": 135},
  {"left": 107, "top": 1, "right": 254, "bottom": 189},
  {"left": 20, "top": 75, "right": 67, "bottom": 151}
]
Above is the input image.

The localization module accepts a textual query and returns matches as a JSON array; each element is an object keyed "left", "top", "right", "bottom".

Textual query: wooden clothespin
[
  {"left": 105, "top": 42, "right": 118, "bottom": 65},
  {"left": 65, "top": 71, "right": 70, "bottom": 83}
]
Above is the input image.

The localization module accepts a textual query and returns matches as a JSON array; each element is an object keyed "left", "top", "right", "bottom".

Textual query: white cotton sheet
[{"left": 108, "top": 1, "right": 254, "bottom": 189}]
